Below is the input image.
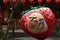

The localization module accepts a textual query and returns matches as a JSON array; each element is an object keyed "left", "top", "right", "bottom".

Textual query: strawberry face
[
  {"left": 20, "top": 7, "right": 55, "bottom": 40},
  {"left": 25, "top": 12, "right": 48, "bottom": 34}
]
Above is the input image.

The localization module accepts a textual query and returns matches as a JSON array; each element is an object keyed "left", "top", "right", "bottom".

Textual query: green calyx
[
  {"left": 21, "top": 6, "right": 37, "bottom": 15},
  {"left": 30, "top": 6, "right": 38, "bottom": 10},
  {"left": 21, "top": 5, "right": 45, "bottom": 15}
]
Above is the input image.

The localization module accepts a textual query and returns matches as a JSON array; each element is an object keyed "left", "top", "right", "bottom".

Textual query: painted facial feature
[{"left": 26, "top": 12, "right": 48, "bottom": 33}]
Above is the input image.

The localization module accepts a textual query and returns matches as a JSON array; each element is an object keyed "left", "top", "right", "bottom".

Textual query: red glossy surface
[
  {"left": 46, "top": 0, "right": 51, "bottom": 3},
  {"left": 20, "top": 7, "right": 55, "bottom": 40},
  {"left": 3, "top": 0, "right": 8, "bottom": 5},
  {"left": 29, "top": 0, "right": 34, "bottom": 4},
  {"left": 20, "top": 0, "right": 25, "bottom": 5},
  {"left": 37, "top": 0, "right": 42, "bottom": 4},
  {"left": 12, "top": 0, "right": 17, "bottom": 4},
  {"left": 55, "top": 0, "right": 60, "bottom": 4}
]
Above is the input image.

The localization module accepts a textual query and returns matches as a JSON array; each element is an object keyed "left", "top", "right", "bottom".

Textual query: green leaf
[
  {"left": 21, "top": 9, "right": 30, "bottom": 15},
  {"left": 21, "top": 5, "right": 46, "bottom": 15},
  {"left": 21, "top": 11, "right": 25, "bottom": 14},
  {"left": 30, "top": 6, "right": 34, "bottom": 10},
  {"left": 30, "top": 6, "right": 38, "bottom": 10}
]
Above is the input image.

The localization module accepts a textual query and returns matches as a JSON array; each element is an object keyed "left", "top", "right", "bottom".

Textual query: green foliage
[
  {"left": 21, "top": 6, "right": 38, "bottom": 15},
  {"left": 57, "top": 31, "right": 60, "bottom": 38}
]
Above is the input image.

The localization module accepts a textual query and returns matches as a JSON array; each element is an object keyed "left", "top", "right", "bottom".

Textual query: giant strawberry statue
[{"left": 20, "top": 6, "right": 55, "bottom": 40}]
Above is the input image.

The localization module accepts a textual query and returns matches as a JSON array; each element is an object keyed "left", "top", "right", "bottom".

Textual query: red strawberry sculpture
[{"left": 20, "top": 6, "right": 55, "bottom": 40}]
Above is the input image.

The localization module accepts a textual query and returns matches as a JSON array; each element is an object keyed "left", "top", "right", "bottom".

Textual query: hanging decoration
[
  {"left": 20, "top": 0, "right": 25, "bottom": 5},
  {"left": 37, "top": 0, "right": 42, "bottom": 4},
  {"left": 46, "top": 0, "right": 51, "bottom": 3},
  {"left": 3, "top": 0, "right": 8, "bottom": 5},
  {"left": 29, "top": 0, "right": 34, "bottom": 4},
  {"left": 12, "top": 0, "right": 17, "bottom": 4},
  {"left": 55, "top": 0, "right": 60, "bottom": 4}
]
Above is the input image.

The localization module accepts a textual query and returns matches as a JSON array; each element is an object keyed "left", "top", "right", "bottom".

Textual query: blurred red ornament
[
  {"left": 3, "top": 0, "right": 8, "bottom": 5},
  {"left": 37, "top": 0, "right": 42, "bottom": 4},
  {"left": 12, "top": 0, "right": 17, "bottom": 4},
  {"left": 55, "top": 0, "right": 60, "bottom": 4},
  {"left": 21, "top": 0, "right": 25, "bottom": 5},
  {"left": 29, "top": 0, "right": 34, "bottom": 4},
  {"left": 46, "top": 0, "right": 51, "bottom": 3}
]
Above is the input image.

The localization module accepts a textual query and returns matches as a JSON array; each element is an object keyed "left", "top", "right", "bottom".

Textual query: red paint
[
  {"left": 12, "top": 0, "right": 17, "bottom": 4},
  {"left": 37, "top": 0, "right": 42, "bottom": 4},
  {"left": 21, "top": 0, "right": 25, "bottom": 5},
  {"left": 29, "top": 0, "right": 34, "bottom": 4},
  {"left": 55, "top": 0, "right": 60, "bottom": 4},
  {"left": 46, "top": 0, "right": 51, "bottom": 3},
  {"left": 3, "top": 0, "right": 8, "bottom": 5},
  {"left": 20, "top": 7, "right": 55, "bottom": 40}
]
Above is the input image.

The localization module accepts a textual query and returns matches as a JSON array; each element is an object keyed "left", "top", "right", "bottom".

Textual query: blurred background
[{"left": 0, "top": 0, "right": 60, "bottom": 40}]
